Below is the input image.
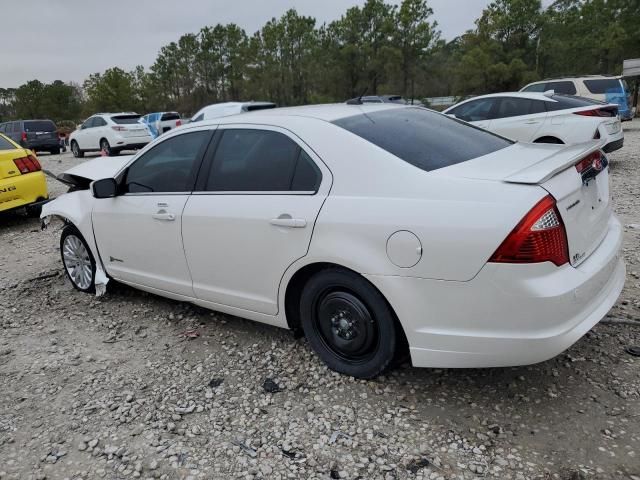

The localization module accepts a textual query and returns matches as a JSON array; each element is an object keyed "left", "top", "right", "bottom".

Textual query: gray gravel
[{"left": 0, "top": 125, "right": 639, "bottom": 480}]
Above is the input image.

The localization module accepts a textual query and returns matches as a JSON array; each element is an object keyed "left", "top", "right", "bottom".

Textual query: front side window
[
  {"left": 205, "top": 129, "right": 320, "bottom": 192},
  {"left": 522, "top": 83, "right": 546, "bottom": 92},
  {"left": 94, "top": 117, "right": 107, "bottom": 127},
  {"left": 82, "top": 118, "right": 95, "bottom": 129},
  {"left": 125, "top": 130, "right": 210, "bottom": 193},
  {"left": 450, "top": 98, "right": 496, "bottom": 122},
  {"left": 333, "top": 107, "right": 512, "bottom": 173}
]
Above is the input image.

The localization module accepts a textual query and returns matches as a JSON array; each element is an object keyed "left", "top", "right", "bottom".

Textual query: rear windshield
[
  {"left": 584, "top": 79, "right": 623, "bottom": 94},
  {"left": 111, "top": 115, "right": 141, "bottom": 124},
  {"left": 161, "top": 112, "right": 180, "bottom": 121},
  {"left": 0, "top": 135, "right": 15, "bottom": 150},
  {"left": 244, "top": 103, "right": 276, "bottom": 112},
  {"left": 546, "top": 94, "right": 603, "bottom": 111},
  {"left": 332, "top": 107, "right": 512, "bottom": 172},
  {"left": 24, "top": 120, "right": 56, "bottom": 132}
]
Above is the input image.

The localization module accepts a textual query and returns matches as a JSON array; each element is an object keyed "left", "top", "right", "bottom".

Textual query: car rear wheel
[
  {"left": 60, "top": 225, "right": 95, "bottom": 293},
  {"left": 100, "top": 139, "right": 118, "bottom": 157},
  {"left": 300, "top": 268, "right": 397, "bottom": 379},
  {"left": 71, "top": 141, "right": 84, "bottom": 158}
]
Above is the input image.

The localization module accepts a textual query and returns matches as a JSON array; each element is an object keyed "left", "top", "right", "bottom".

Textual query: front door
[
  {"left": 92, "top": 129, "right": 212, "bottom": 296},
  {"left": 182, "top": 126, "right": 331, "bottom": 315}
]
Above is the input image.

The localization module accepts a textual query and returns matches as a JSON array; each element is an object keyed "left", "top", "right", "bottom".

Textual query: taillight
[
  {"left": 489, "top": 195, "right": 569, "bottom": 267},
  {"left": 21, "top": 132, "right": 27, "bottom": 141},
  {"left": 176, "top": 120, "right": 182, "bottom": 127},
  {"left": 13, "top": 155, "right": 42, "bottom": 174},
  {"left": 111, "top": 126, "right": 126, "bottom": 131},
  {"left": 574, "top": 151, "right": 604, "bottom": 174},
  {"left": 574, "top": 108, "right": 617, "bottom": 117}
]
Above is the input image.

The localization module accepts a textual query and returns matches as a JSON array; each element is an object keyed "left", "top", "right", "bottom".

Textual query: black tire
[
  {"left": 100, "top": 139, "right": 118, "bottom": 156},
  {"left": 60, "top": 225, "right": 96, "bottom": 293},
  {"left": 71, "top": 141, "right": 84, "bottom": 158},
  {"left": 300, "top": 268, "right": 397, "bottom": 379}
]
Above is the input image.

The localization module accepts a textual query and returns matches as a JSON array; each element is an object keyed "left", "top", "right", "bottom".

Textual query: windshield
[
  {"left": 112, "top": 115, "right": 141, "bottom": 124},
  {"left": 333, "top": 107, "right": 512, "bottom": 172},
  {"left": 24, "top": 120, "right": 56, "bottom": 132}
]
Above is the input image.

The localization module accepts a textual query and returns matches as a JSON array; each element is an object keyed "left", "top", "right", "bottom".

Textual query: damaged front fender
[{"left": 41, "top": 191, "right": 109, "bottom": 296}]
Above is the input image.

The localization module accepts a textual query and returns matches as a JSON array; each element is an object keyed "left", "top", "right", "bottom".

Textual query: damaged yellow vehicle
[{"left": 0, "top": 132, "right": 48, "bottom": 216}]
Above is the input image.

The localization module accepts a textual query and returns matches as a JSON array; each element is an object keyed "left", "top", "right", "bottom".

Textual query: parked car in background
[
  {"left": 190, "top": 102, "right": 276, "bottom": 122},
  {"left": 0, "top": 119, "right": 61, "bottom": 154},
  {"left": 140, "top": 112, "right": 182, "bottom": 139},
  {"left": 0, "top": 133, "right": 48, "bottom": 216},
  {"left": 444, "top": 92, "right": 624, "bottom": 152},
  {"left": 69, "top": 113, "right": 153, "bottom": 158},
  {"left": 346, "top": 95, "right": 424, "bottom": 106},
  {"left": 521, "top": 75, "right": 634, "bottom": 121},
  {"left": 43, "top": 104, "right": 624, "bottom": 379}
]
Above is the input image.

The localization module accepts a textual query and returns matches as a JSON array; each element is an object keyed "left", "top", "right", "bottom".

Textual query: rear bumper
[
  {"left": 603, "top": 137, "right": 624, "bottom": 153},
  {"left": 27, "top": 140, "right": 59, "bottom": 150},
  {"left": 0, "top": 171, "right": 49, "bottom": 213},
  {"left": 365, "top": 215, "right": 625, "bottom": 368}
]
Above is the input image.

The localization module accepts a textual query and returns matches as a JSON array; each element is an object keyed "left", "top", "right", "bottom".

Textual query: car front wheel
[
  {"left": 300, "top": 268, "right": 397, "bottom": 379},
  {"left": 60, "top": 225, "right": 96, "bottom": 293},
  {"left": 71, "top": 141, "right": 84, "bottom": 158}
]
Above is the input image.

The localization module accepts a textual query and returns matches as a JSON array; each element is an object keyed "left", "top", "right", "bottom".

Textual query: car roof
[
  {"left": 196, "top": 103, "right": 406, "bottom": 125},
  {"left": 453, "top": 92, "right": 556, "bottom": 103},
  {"left": 526, "top": 75, "right": 622, "bottom": 84}
]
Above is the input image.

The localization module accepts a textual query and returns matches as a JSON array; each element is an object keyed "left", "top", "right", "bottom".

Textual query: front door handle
[
  {"left": 270, "top": 215, "right": 306, "bottom": 228},
  {"left": 524, "top": 120, "right": 540, "bottom": 124},
  {"left": 152, "top": 211, "right": 176, "bottom": 221}
]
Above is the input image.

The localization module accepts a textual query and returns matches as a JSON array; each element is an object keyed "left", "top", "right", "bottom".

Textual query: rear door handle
[
  {"left": 270, "top": 215, "right": 306, "bottom": 228},
  {"left": 152, "top": 211, "right": 176, "bottom": 221},
  {"left": 524, "top": 120, "right": 540, "bottom": 124}
]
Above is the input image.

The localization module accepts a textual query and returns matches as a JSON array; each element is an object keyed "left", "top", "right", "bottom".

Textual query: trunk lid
[{"left": 436, "top": 141, "right": 611, "bottom": 267}]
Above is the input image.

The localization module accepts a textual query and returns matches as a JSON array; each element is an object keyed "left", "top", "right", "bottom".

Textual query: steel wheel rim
[
  {"left": 312, "top": 289, "right": 379, "bottom": 364},
  {"left": 62, "top": 235, "right": 92, "bottom": 290}
]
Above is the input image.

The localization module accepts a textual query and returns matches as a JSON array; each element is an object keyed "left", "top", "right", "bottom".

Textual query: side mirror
[{"left": 92, "top": 178, "right": 118, "bottom": 199}]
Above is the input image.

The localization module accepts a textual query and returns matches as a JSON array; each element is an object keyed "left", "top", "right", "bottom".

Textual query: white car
[
  {"left": 70, "top": 113, "right": 153, "bottom": 158},
  {"left": 443, "top": 92, "right": 624, "bottom": 153},
  {"left": 190, "top": 102, "right": 276, "bottom": 122},
  {"left": 43, "top": 104, "right": 625, "bottom": 379}
]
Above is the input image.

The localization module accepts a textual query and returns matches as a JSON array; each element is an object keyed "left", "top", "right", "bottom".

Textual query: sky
[{"left": 0, "top": 0, "right": 494, "bottom": 88}]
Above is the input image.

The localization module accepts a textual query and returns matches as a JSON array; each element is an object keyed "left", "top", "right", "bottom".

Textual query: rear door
[
  {"left": 182, "top": 126, "right": 331, "bottom": 315},
  {"left": 490, "top": 97, "right": 547, "bottom": 142}
]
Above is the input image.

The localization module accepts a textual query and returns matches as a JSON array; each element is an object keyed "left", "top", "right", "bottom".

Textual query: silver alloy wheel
[
  {"left": 62, "top": 235, "right": 93, "bottom": 290},
  {"left": 71, "top": 142, "right": 79, "bottom": 156}
]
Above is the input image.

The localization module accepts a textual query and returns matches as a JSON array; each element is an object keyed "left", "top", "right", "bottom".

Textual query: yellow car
[{"left": 0, "top": 132, "right": 48, "bottom": 216}]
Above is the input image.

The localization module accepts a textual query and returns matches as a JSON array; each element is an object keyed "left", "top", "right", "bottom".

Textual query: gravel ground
[{"left": 0, "top": 125, "right": 639, "bottom": 480}]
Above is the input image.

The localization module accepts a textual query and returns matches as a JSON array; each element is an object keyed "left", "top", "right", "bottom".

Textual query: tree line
[{"left": 1, "top": 0, "right": 638, "bottom": 124}]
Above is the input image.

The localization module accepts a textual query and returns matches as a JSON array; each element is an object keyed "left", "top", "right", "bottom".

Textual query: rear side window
[
  {"left": 205, "top": 129, "right": 320, "bottom": 192},
  {"left": 0, "top": 135, "right": 15, "bottom": 150},
  {"left": 333, "top": 108, "right": 512, "bottom": 172},
  {"left": 24, "top": 120, "right": 56, "bottom": 132},
  {"left": 545, "top": 81, "right": 577, "bottom": 95},
  {"left": 546, "top": 94, "right": 603, "bottom": 111},
  {"left": 112, "top": 115, "right": 141, "bottom": 124},
  {"left": 161, "top": 112, "right": 181, "bottom": 121},
  {"left": 495, "top": 98, "right": 546, "bottom": 118},
  {"left": 584, "top": 79, "right": 623, "bottom": 94}
]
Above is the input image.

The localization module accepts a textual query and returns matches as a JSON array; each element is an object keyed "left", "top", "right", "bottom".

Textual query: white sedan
[
  {"left": 443, "top": 92, "right": 624, "bottom": 153},
  {"left": 43, "top": 104, "right": 625, "bottom": 378}
]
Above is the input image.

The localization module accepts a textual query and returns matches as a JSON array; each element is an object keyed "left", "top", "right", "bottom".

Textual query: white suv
[
  {"left": 520, "top": 76, "right": 634, "bottom": 121},
  {"left": 70, "top": 113, "right": 153, "bottom": 158}
]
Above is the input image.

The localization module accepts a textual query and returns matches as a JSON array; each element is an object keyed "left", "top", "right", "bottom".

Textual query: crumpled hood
[{"left": 60, "top": 155, "right": 133, "bottom": 182}]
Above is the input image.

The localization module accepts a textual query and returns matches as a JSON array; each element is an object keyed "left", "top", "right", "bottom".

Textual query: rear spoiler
[{"left": 504, "top": 140, "right": 605, "bottom": 185}]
